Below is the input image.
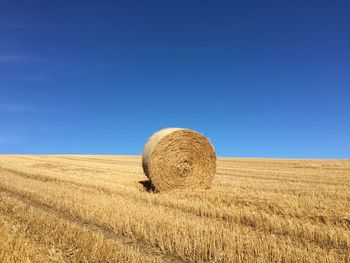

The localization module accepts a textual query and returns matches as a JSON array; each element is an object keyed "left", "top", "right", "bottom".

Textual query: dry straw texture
[
  {"left": 142, "top": 128, "right": 216, "bottom": 191},
  {"left": 1, "top": 155, "right": 350, "bottom": 262}
]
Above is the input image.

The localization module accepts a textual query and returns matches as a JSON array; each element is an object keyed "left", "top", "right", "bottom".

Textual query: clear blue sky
[{"left": 0, "top": 0, "right": 349, "bottom": 158}]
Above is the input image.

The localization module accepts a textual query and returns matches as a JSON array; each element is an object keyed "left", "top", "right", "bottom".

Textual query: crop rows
[{"left": 0, "top": 155, "right": 349, "bottom": 262}]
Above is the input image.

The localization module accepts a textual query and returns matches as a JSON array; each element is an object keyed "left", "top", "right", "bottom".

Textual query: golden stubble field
[{"left": 0, "top": 155, "right": 349, "bottom": 262}]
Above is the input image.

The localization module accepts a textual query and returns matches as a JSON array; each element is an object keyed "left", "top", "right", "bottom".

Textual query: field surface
[{"left": 0, "top": 155, "right": 349, "bottom": 263}]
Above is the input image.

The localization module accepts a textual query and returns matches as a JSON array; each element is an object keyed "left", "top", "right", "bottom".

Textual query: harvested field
[{"left": 0, "top": 155, "right": 349, "bottom": 262}]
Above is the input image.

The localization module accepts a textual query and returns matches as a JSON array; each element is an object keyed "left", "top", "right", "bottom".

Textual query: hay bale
[{"left": 142, "top": 128, "right": 216, "bottom": 191}]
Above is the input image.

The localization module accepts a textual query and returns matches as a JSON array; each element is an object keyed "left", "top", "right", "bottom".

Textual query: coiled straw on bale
[{"left": 142, "top": 128, "right": 216, "bottom": 191}]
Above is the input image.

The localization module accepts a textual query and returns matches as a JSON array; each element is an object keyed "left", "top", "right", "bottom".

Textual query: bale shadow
[{"left": 139, "top": 180, "right": 157, "bottom": 193}]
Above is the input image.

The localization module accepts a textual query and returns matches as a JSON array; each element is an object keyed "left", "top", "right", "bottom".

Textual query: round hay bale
[{"left": 142, "top": 128, "right": 216, "bottom": 191}]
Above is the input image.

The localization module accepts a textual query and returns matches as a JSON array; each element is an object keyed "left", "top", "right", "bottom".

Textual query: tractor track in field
[
  {"left": 1, "top": 167, "right": 350, "bottom": 253},
  {"left": 0, "top": 186, "right": 184, "bottom": 263},
  {"left": 50, "top": 156, "right": 140, "bottom": 166},
  {"left": 2, "top": 166, "right": 350, "bottom": 234},
  {"left": 1, "top": 156, "right": 350, "bottom": 262}
]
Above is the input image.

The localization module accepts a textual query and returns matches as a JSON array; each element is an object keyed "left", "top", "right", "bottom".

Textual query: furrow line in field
[
  {"left": 0, "top": 180, "right": 344, "bottom": 260},
  {"left": 0, "top": 157, "right": 141, "bottom": 175},
  {"left": 0, "top": 166, "right": 142, "bottom": 195},
  {"left": 2, "top": 166, "right": 350, "bottom": 234},
  {"left": 0, "top": 166, "right": 95, "bottom": 186},
  {"left": 3, "top": 164, "right": 348, "bottom": 212},
  {"left": 216, "top": 182, "right": 350, "bottom": 203},
  {"left": 1, "top": 170, "right": 350, "bottom": 252},
  {"left": 62, "top": 156, "right": 140, "bottom": 164},
  {"left": 0, "top": 187, "right": 182, "bottom": 263},
  {"left": 51, "top": 156, "right": 141, "bottom": 166},
  {"left": 0, "top": 195, "right": 167, "bottom": 263},
  {"left": 217, "top": 167, "right": 350, "bottom": 181},
  {"left": 2, "top": 156, "right": 350, "bottom": 262},
  {"left": 217, "top": 172, "right": 350, "bottom": 187},
  {"left": 217, "top": 164, "right": 350, "bottom": 173}
]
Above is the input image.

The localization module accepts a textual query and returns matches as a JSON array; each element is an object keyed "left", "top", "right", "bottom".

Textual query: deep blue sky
[{"left": 0, "top": 1, "right": 349, "bottom": 158}]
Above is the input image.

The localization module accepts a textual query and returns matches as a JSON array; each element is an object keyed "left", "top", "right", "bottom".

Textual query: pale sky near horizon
[{"left": 0, "top": 0, "right": 349, "bottom": 158}]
